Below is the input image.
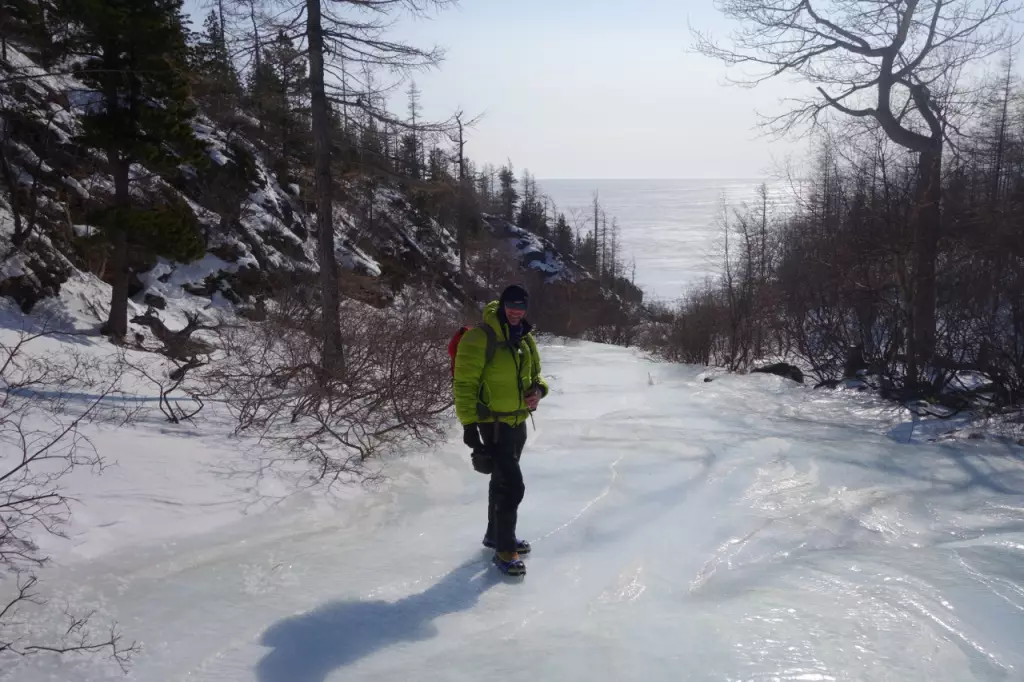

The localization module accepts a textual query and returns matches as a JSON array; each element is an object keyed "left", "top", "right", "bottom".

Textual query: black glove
[
  {"left": 464, "top": 424, "right": 493, "bottom": 475},
  {"left": 463, "top": 424, "right": 483, "bottom": 450},
  {"left": 471, "top": 450, "right": 494, "bottom": 475}
]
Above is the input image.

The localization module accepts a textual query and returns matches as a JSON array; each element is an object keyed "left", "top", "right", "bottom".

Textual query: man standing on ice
[{"left": 453, "top": 284, "right": 548, "bottom": 576}]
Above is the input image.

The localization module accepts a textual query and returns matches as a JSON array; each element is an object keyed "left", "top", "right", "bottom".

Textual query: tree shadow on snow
[
  {"left": 254, "top": 557, "right": 502, "bottom": 682},
  {"left": 835, "top": 444, "right": 1024, "bottom": 496},
  {"left": 533, "top": 450, "right": 717, "bottom": 557},
  {"left": 0, "top": 296, "right": 97, "bottom": 340}
]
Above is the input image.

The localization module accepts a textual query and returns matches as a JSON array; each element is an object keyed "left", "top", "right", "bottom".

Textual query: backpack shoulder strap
[
  {"left": 525, "top": 333, "right": 540, "bottom": 373},
  {"left": 475, "top": 322, "right": 497, "bottom": 366}
]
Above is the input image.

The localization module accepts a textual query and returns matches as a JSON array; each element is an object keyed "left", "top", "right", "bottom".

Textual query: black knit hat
[{"left": 499, "top": 284, "right": 529, "bottom": 307}]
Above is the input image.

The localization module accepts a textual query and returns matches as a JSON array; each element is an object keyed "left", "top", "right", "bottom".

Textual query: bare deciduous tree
[
  {"left": 694, "top": 0, "right": 1017, "bottom": 379},
  {"left": 208, "top": 289, "right": 455, "bottom": 486},
  {"left": 449, "top": 109, "right": 483, "bottom": 296}
]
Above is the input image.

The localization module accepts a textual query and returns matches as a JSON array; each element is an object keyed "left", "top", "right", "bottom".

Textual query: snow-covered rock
[{"left": 482, "top": 214, "right": 590, "bottom": 284}]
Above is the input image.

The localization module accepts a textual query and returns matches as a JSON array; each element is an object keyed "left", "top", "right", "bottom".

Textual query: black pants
[{"left": 483, "top": 422, "right": 528, "bottom": 553}]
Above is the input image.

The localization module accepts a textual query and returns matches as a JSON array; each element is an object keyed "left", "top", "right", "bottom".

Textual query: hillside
[{"left": 0, "top": 41, "right": 595, "bottom": 330}]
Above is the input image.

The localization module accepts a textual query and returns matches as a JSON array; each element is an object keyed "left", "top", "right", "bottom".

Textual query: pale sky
[
  {"left": 386, "top": 0, "right": 807, "bottom": 179},
  {"left": 185, "top": 0, "right": 808, "bottom": 179}
]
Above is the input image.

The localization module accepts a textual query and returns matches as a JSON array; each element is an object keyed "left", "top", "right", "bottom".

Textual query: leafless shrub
[
  {"left": 124, "top": 308, "right": 233, "bottom": 424},
  {"left": 642, "top": 185, "right": 785, "bottom": 371},
  {"left": 130, "top": 307, "right": 223, "bottom": 360},
  {"left": 647, "top": 111, "right": 1024, "bottom": 421},
  {"left": 0, "top": 330, "right": 139, "bottom": 670},
  {"left": 208, "top": 290, "right": 457, "bottom": 486},
  {"left": 122, "top": 354, "right": 209, "bottom": 424},
  {"left": 584, "top": 301, "right": 644, "bottom": 348},
  {"left": 642, "top": 280, "right": 729, "bottom": 366},
  {"left": 508, "top": 268, "right": 647, "bottom": 345}
]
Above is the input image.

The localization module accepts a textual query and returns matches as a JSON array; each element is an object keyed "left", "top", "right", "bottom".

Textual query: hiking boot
[
  {"left": 482, "top": 537, "right": 531, "bottom": 555},
  {"left": 493, "top": 551, "right": 526, "bottom": 576}
]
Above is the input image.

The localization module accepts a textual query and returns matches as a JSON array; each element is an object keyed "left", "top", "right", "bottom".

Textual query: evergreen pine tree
[
  {"left": 499, "top": 164, "right": 518, "bottom": 222},
  {"left": 59, "top": 0, "right": 204, "bottom": 339},
  {"left": 248, "top": 31, "right": 309, "bottom": 185},
  {"left": 517, "top": 170, "right": 544, "bottom": 233},
  {"left": 477, "top": 164, "right": 495, "bottom": 212},
  {"left": 191, "top": 9, "right": 241, "bottom": 126},
  {"left": 554, "top": 212, "right": 574, "bottom": 257},
  {"left": 401, "top": 81, "right": 424, "bottom": 180}
]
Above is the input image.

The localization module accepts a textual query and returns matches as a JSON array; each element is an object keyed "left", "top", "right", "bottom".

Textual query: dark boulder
[
  {"left": 144, "top": 292, "right": 167, "bottom": 309},
  {"left": 752, "top": 362, "right": 804, "bottom": 384}
]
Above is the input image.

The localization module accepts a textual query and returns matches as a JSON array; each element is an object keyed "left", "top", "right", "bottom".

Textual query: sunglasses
[{"left": 504, "top": 301, "right": 528, "bottom": 311}]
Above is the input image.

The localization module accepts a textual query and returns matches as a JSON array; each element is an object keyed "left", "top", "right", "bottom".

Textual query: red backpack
[{"left": 448, "top": 323, "right": 498, "bottom": 378}]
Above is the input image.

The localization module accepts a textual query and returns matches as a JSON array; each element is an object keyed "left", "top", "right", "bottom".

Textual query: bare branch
[
  {"left": 693, "top": 0, "right": 1018, "bottom": 148},
  {"left": 0, "top": 332, "right": 139, "bottom": 670},
  {"left": 208, "top": 288, "right": 456, "bottom": 484}
]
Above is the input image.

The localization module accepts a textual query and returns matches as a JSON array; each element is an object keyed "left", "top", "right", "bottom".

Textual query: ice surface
[
  {"left": 0, "top": 45, "right": 1019, "bottom": 674},
  {"left": 538, "top": 179, "right": 798, "bottom": 303},
  {"left": 0, "top": 318, "right": 1020, "bottom": 681}
]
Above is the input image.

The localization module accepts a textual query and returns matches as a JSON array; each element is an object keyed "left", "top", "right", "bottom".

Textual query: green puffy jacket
[{"left": 454, "top": 300, "right": 549, "bottom": 427}]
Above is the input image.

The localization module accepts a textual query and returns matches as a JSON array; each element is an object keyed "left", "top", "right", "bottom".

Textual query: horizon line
[{"left": 535, "top": 177, "right": 772, "bottom": 181}]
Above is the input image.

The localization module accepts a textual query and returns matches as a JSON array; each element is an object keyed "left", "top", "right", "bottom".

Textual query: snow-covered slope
[
  {"left": 1, "top": 43, "right": 585, "bottom": 322},
  {"left": 2, "top": 306, "right": 1022, "bottom": 681},
  {"left": 482, "top": 214, "right": 590, "bottom": 283}
]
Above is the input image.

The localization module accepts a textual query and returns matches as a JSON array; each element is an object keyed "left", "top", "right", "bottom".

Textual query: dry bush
[
  {"left": 122, "top": 354, "right": 210, "bottom": 425},
  {"left": 510, "top": 270, "right": 647, "bottom": 345},
  {"left": 584, "top": 299, "right": 644, "bottom": 348},
  {"left": 0, "top": 330, "right": 139, "bottom": 670},
  {"left": 208, "top": 290, "right": 457, "bottom": 486},
  {"left": 123, "top": 308, "right": 233, "bottom": 424},
  {"left": 648, "top": 117, "right": 1024, "bottom": 420},
  {"left": 643, "top": 279, "right": 730, "bottom": 366}
]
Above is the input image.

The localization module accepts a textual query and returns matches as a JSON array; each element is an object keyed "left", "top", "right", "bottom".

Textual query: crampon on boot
[
  {"left": 482, "top": 537, "right": 531, "bottom": 555},
  {"left": 493, "top": 551, "right": 526, "bottom": 576}
]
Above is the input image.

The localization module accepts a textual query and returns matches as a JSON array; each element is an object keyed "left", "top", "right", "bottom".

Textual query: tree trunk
[
  {"left": 1, "top": 2, "right": 7, "bottom": 64},
  {"left": 306, "top": 0, "right": 344, "bottom": 374},
  {"left": 457, "top": 203, "right": 468, "bottom": 293},
  {"left": 456, "top": 118, "right": 468, "bottom": 293},
  {"left": 103, "top": 153, "right": 130, "bottom": 340},
  {"left": 909, "top": 145, "right": 942, "bottom": 380},
  {"left": 0, "top": 132, "right": 24, "bottom": 244},
  {"left": 217, "top": 0, "right": 226, "bottom": 45},
  {"left": 249, "top": 2, "right": 261, "bottom": 73}
]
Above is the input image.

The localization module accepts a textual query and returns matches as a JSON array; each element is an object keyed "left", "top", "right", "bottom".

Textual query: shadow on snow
[
  {"left": 0, "top": 297, "right": 98, "bottom": 340},
  {"left": 255, "top": 556, "right": 503, "bottom": 682}
]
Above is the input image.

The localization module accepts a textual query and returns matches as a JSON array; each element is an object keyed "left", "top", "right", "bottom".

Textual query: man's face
[{"left": 504, "top": 302, "right": 527, "bottom": 325}]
